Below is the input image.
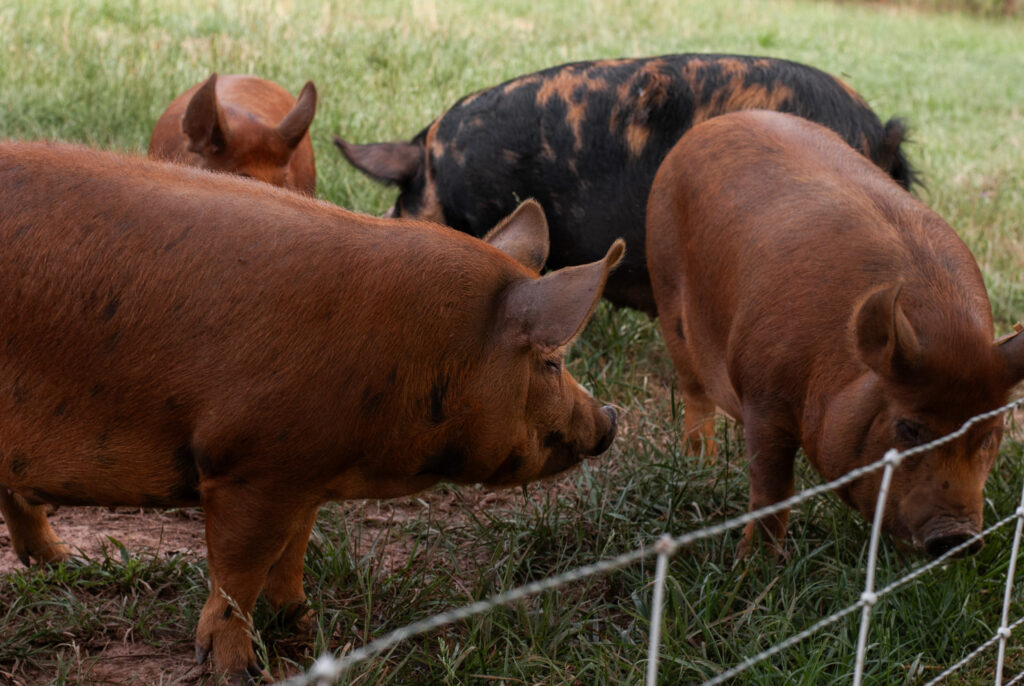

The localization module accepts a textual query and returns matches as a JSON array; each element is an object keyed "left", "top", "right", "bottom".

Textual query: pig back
[
  {"left": 648, "top": 110, "right": 992, "bottom": 413},
  {"left": 0, "top": 142, "right": 519, "bottom": 499}
]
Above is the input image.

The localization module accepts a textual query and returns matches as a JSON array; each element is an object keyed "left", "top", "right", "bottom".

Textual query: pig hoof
[
  {"left": 290, "top": 607, "right": 315, "bottom": 636},
  {"left": 195, "top": 643, "right": 210, "bottom": 665},
  {"left": 737, "top": 527, "right": 788, "bottom": 561},
  {"left": 231, "top": 663, "right": 268, "bottom": 685},
  {"left": 14, "top": 542, "right": 76, "bottom": 567},
  {"left": 56, "top": 554, "right": 88, "bottom": 569},
  {"left": 270, "top": 602, "right": 314, "bottom": 635}
]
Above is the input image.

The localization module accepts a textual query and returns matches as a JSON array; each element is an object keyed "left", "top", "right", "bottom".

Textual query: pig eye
[
  {"left": 544, "top": 358, "right": 562, "bottom": 373},
  {"left": 895, "top": 419, "right": 931, "bottom": 447}
]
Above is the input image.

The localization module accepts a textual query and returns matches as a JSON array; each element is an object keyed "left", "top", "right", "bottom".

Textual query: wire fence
[{"left": 279, "top": 396, "right": 1024, "bottom": 686}]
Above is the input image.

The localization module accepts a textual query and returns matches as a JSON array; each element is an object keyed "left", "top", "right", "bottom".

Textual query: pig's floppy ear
[
  {"left": 277, "top": 81, "right": 318, "bottom": 149},
  {"left": 997, "top": 324, "right": 1024, "bottom": 386},
  {"left": 482, "top": 199, "right": 549, "bottom": 272},
  {"left": 855, "top": 283, "right": 921, "bottom": 378},
  {"left": 183, "top": 73, "right": 229, "bottom": 154},
  {"left": 333, "top": 136, "right": 422, "bottom": 186},
  {"left": 504, "top": 239, "right": 625, "bottom": 351}
]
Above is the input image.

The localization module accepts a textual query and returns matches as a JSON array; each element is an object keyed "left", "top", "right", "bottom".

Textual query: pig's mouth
[
  {"left": 913, "top": 517, "right": 984, "bottom": 559},
  {"left": 513, "top": 406, "right": 618, "bottom": 484}
]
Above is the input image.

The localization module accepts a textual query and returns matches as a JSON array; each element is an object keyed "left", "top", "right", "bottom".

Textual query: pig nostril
[
  {"left": 924, "top": 533, "right": 984, "bottom": 559},
  {"left": 590, "top": 406, "right": 618, "bottom": 456},
  {"left": 601, "top": 405, "right": 618, "bottom": 428}
]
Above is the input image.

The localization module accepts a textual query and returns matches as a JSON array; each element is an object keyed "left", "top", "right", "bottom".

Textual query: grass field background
[{"left": 2, "top": 0, "right": 1023, "bottom": 684}]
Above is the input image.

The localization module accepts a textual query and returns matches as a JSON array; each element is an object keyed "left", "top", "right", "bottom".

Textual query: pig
[
  {"left": 334, "top": 53, "right": 916, "bottom": 314},
  {"left": 645, "top": 110, "right": 1024, "bottom": 558},
  {"left": 0, "top": 141, "right": 622, "bottom": 680},
  {"left": 149, "top": 73, "right": 318, "bottom": 195}
]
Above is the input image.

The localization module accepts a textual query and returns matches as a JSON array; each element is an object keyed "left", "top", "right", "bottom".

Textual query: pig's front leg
[
  {"left": 739, "top": 413, "right": 799, "bottom": 557},
  {"left": 195, "top": 480, "right": 317, "bottom": 682}
]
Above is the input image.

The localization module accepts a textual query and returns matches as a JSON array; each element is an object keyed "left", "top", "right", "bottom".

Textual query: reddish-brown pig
[
  {"left": 646, "top": 110, "right": 1024, "bottom": 557},
  {"left": 0, "top": 141, "right": 622, "bottom": 680},
  {"left": 149, "top": 73, "right": 317, "bottom": 195}
]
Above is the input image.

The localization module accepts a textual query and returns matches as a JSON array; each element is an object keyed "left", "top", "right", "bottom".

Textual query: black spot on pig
[
  {"left": 417, "top": 445, "right": 468, "bottom": 479},
  {"left": 173, "top": 444, "right": 201, "bottom": 502},
  {"left": 10, "top": 450, "right": 29, "bottom": 477},
  {"left": 429, "top": 375, "right": 449, "bottom": 424},
  {"left": 102, "top": 295, "right": 121, "bottom": 321},
  {"left": 488, "top": 453, "right": 524, "bottom": 483}
]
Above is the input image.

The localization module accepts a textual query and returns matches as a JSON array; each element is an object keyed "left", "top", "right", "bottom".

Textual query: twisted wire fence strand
[{"left": 280, "top": 396, "right": 1024, "bottom": 686}]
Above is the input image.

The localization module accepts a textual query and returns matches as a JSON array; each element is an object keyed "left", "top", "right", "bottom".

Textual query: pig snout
[
  {"left": 589, "top": 405, "right": 618, "bottom": 456},
  {"left": 902, "top": 483, "right": 986, "bottom": 559},
  {"left": 922, "top": 524, "right": 984, "bottom": 559}
]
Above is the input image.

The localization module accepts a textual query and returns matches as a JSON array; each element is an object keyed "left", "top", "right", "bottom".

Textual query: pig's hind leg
[
  {"left": 262, "top": 506, "right": 319, "bottom": 632},
  {"left": 0, "top": 488, "right": 73, "bottom": 565},
  {"left": 659, "top": 314, "right": 719, "bottom": 458},
  {"left": 681, "top": 390, "right": 718, "bottom": 459}
]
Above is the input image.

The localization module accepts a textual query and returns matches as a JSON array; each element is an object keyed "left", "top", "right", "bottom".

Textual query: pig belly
[{"left": 0, "top": 413, "right": 199, "bottom": 509}]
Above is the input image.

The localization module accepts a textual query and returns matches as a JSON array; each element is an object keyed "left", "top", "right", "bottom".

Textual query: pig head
[
  {"left": 149, "top": 73, "right": 317, "bottom": 195},
  {"left": 824, "top": 284, "right": 1020, "bottom": 557},
  {"left": 646, "top": 110, "right": 1024, "bottom": 557},
  {"left": 335, "top": 53, "right": 916, "bottom": 314},
  {"left": 0, "top": 141, "right": 622, "bottom": 679}
]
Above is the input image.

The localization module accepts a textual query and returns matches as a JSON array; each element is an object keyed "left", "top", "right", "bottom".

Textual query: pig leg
[
  {"left": 195, "top": 486, "right": 311, "bottom": 680},
  {"left": 682, "top": 390, "right": 718, "bottom": 458},
  {"left": 739, "top": 417, "right": 798, "bottom": 557},
  {"left": 660, "top": 313, "right": 719, "bottom": 457},
  {"left": 261, "top": 506, "right": 319, "bottom": 631},
  {"left": 0, "top": 488, "right": 73, "bottom": 565}
]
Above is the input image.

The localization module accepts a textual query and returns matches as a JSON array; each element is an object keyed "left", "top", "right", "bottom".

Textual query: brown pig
[
  {"left": 0, "top": 141, "right": 622, "bottom": 680},
  {"left": 646, "top": 110, "right": 1024, "bottom": 557},
  {"left": 149, "top": 73, "right": 317, "bottom": 195}
]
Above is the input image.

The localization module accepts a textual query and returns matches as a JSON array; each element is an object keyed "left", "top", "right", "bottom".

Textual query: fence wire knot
[
  {"left": 1016, "top": 506, "right": 1024, "bottom": 519},
  {"left": 860, "top": 591, "right": 878, "bottom": 607},
  {"left": 308, "top": 655, "right": 336, "bottom": 684},
  {"left": 999, "top": 627, "right": 1013, "bottom": 640},
  {"left": 654, "top": 533, "right": 679, "bottom": 557}
]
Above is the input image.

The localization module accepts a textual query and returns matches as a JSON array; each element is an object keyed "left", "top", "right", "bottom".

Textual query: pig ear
[
  {"left": 183, "top": 73, "right": 228, "bottom": 154},
  {"left": 482, "top": 199, "right": 549, "bottom": 272},
  {"left": 855, "top": 283, "right": 921, "bottom": 378},
  {"left": 997, "top": 326, "right": 1024, "bottom": 385},
  {"left": 504, "top": 239, "right": 625, "bottom": 351},
  {"left": 277, "top": 81, "right": 317, "bottom": 149},
  {"left": 333, "top": 136, "right": 422, "bottom": 186}
]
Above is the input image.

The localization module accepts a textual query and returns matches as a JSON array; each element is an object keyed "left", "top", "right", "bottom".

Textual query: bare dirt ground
[
  {"left": 0, "top": 507, "right": 208, "bottom": 575},
  {"left": 0, "top": 482, "right": 562, "bottom": 685},
  {"left": 0, "top": 506, "right": 209, "bottom": 685}
]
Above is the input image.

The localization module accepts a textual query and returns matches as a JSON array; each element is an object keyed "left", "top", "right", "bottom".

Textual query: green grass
[{"left": 2, "top": 0, "right": 1024, "bottom": 684}]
